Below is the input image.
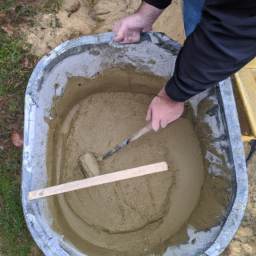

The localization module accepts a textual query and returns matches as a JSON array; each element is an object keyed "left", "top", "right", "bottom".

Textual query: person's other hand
[
  {"left": 146, "top": 86, "right": 184, "bottom": 131},
  {"left": 112, "top": 2, "right": 163, "bottom": 44},
  {"left": 113, "top": 13, "right": 152, "bottom": 43}
]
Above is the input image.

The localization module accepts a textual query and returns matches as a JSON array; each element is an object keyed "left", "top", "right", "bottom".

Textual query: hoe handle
[{"left": 129, "top": 123, "right": 152, "bottom": 143}]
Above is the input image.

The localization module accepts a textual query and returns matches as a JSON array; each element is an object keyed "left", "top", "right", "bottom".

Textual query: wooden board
[
  {"left": 28, "top": 162, "right": 168, "bottom": 200},
  {"left": 235, "top": 66, "right": 256, "bottom": 138}
]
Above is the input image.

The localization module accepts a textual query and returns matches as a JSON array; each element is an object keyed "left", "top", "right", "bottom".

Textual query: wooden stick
[{"left": 28, "top": 162, "right": 168, "bottom": 200}]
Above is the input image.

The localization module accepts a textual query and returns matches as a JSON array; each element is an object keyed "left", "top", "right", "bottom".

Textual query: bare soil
[{"left": 21, "top": 0, "right": 185, "bottom": 56}]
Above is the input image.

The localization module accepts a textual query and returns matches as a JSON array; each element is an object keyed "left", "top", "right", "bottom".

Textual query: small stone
[
  {"left": 251, "top": 207, "right": 256, "bottom": 217},
  {"left": 242, "top": 244, "right": 253, "bottom": 254},
  {"left": 235, "top": 227, "right": 253, "bottom": 243},
  {"left": 228, "top": 240, "right": 241, "bottom": 255},
  {"left": 79, "top": 152, "right": 100, "bottom": 178}
]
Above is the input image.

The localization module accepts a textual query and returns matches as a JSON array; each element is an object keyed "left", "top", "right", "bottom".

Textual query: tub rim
[{"left": 22, "top": 32, "right": 248, "bottom": 256}]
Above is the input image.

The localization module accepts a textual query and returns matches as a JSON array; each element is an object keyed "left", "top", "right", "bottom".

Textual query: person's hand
[
  {"left": 146, "top": 86, "right": 184, "bottom": 131},
  {"left": 112, "top": 2, "right": 164, "bottom": 44},
  {"left": 113, "top": 13, "right": 152, "bottom": 43}
]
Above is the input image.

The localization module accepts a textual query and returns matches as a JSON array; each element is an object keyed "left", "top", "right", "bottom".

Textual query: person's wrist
[
  {"left": 157, "top": 86, "right": 184, "bottom": 107},
  {"left": 137, "top": 1, "right": 164, "bottom": 27},
  {"left": 133, "top": 12, "right": 150, "bottom": 28},
  {"left": 157, "top": 86, "right": 171, "bottom": 100}
]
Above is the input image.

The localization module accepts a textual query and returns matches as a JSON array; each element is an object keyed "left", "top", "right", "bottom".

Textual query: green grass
[
  {"left": 0, "top": 37, "right": 30, "bottom": 95},
  {"left": 0, "top": 20, "right": 41, "bottom": 256},
  {"left": 0, "top": 147, "right": 34, "bottom": 255},
  {"left": 0, "top": 1, "right": 17, "bottom": 13},
  {"left": 42, "top": 0, "right": 62, "bottom": 12},
  {"left": 0, "top": 111, "right": 38, "bottom": 256},
  {"left": 0, "top": 1, "right": 44, "bottom": 254},
  {"left": 90, "top": 0, "right": 98, "bottom": 6}
]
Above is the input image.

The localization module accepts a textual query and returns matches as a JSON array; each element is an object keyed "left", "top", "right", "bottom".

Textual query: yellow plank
[
  {"left": 28, "top": 162, "right": 168, "bottom": 200},
  {"left": 234, "top": 69, "right": 256, "bottom": 138},
  {"left": 244, "top": 57, "right": 256, "bottom": 69},
  {"left": 242, "top": 135, "right": 256, "bottom": 142}
]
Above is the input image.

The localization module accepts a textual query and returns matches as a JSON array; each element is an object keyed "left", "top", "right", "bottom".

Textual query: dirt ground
[
  {"left": 21, "top": 0, "right": 185, "bottom": 56},
  {"left": 1, "top": 0, "right": 256, "bottom": 255}
]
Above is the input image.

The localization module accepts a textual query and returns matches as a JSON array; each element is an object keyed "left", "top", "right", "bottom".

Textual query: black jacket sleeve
[
  {"left": 144, "top": 0, "right": 172, "bottom": 9},
  {"left": 165, "top": 3, "right": 256, "bottom": 102}
]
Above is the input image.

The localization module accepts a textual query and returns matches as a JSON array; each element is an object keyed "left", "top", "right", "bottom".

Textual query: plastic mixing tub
[{"left": 22, "top": 32, "right": 248, "bottom": 256}]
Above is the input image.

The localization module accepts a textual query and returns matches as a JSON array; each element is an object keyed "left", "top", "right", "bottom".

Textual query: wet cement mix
[{"left": 46, "top": 68, "right": 232, "bottom": 256}]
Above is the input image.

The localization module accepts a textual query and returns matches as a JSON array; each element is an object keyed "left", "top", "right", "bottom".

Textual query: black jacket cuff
[
  {"left": 144, "top": 0, "right": 172, "bottom": 10},
  {"left": 165, "top": 77, "right": 188, "bottom": 102}
]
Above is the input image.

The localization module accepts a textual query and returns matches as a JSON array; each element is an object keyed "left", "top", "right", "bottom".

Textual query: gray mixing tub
[{"left": 22, "top": 32, "right": 248, "bottom": 256}]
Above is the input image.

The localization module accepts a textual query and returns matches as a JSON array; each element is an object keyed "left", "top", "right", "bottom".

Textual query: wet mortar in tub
[{"left": 45, "top": 67, "right": 232, "bottom": 256}]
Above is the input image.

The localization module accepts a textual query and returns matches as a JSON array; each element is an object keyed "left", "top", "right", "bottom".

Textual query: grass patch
[
  {"left": 0, "top": 37, "right": 30, "bottom": 95},
  {"left": 0, "top": 14, "right": 41, "bottom": 256},
  {"left": 0, "top": 147, "right": 34, "bottom": 255},
  {"left": 0, "top": 1, "right": 17, "bottom": 13},
  {"left": 42, "top": 0, "right": 62, "bottom": 12},
  {"left": 90, "top": 0, "right": 98, "bottom": 6}
]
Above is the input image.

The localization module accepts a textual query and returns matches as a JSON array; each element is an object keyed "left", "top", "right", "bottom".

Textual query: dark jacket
[{"left": 145, "top": 0, "right": 256, "bottom": 101}]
